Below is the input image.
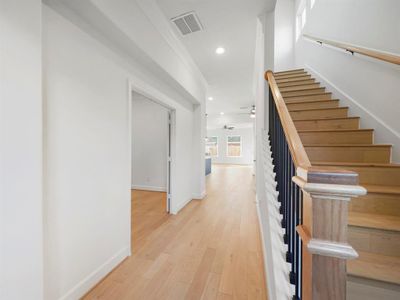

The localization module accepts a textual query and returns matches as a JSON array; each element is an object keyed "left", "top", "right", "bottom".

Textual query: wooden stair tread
[
  {"left": 294, "top": 117, "right": 360, "bottom": 131},
  {"left": 349, "top": 212, "right": 400, "bottom": 232},
  {"left": 298, "top": 129, "right": 373, "bottom": 133},
  {"left": 277, "top": 79, "right": 316, "bottom": 88},
  {"left": 294, "top": 116, "right": 359, "bottom": 122},
  {"left": 312, "top": 163, "right": 400, "bottom": 186},
  {"left": 314, "top": 162, "right": 400, "bottom": 168},
  {"left": 282, "top": 87, "right": 325, "bottom": 94},
  {"left": 275, "top": 75, "right": 312, "bottom": 83},
  {"left": 307, "top": 144, "right": 391, "bottom": 163},
  {"left": 362, "top": 184, "right": 400, "bottom": 195},
  {"left": 348, "top": 251, "right": 400, "bottom": 285},
  {"left": 284, "top": 94, "right": 333, "bottom": 103},
  {"left": 286, "top": 99, "right": 339, "bottom": 104},
  {"left": 284, "top": 92, "right": 331, "bottom": 97},
  {"left": 274, "top": 68, "right": 305, "bottom": 75},
  {"left": 274, "top": 72, "right": 307, "bottom": 78},
  {"left": 274, "top": 73, "right": 310, "bottom": 79},
  {"left": 304, "top": 144, "right": 391, "bottom": 147},
  {"left": 299, "top": 129, "right": 374, "bottom": 145},
  {"left": 289, "top": 106, "right": 348, "bottom": 112},
  {"left": 287, "top": 100, "right": 340, "bottom": 111},
  {"left": 280, "top": 83, "right": 321, "bottom": 92}
]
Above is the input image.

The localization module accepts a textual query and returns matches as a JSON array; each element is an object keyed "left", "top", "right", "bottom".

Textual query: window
[
  {"left": 205, "top": 136, "right": 218, "bottom": 157},
  {"left": 227, "top": 136, "right": 242, "bottom": 157},
  {"left": 296, "top": 1, "right": 307, "bottom": 41}
]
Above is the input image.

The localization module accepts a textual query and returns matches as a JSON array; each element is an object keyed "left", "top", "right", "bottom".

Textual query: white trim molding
[
  {"left": 59, "top": 247, "right": 130, "bottom": 300},
  {"left": 131, "top": 185, "right": 167, "bottom": 192},
  {"left": 171, "top": 197, "right": 193, "bottom": 215},
  {"left": 293, "top": 176, "right": 367, "bottom": 201},
  {"left": 192, "top": 190, "right": 207, "bottom": 200},
  {"left": 307, "top": 239, "right": 359, "bottom": 260},
  {"left": 135, "top": 0, "right": 208, "bottom": 89}
]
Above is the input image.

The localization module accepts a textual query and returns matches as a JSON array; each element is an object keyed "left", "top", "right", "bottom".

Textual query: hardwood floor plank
[
  {"left": 185, "top": 248, "right": 217, "bottom": 299},
  {"left": 82, "top": 165, "right": 267, "bottom": 299},
  {"left": 201, "top": 272, "right": 222, "bottom": 300}
]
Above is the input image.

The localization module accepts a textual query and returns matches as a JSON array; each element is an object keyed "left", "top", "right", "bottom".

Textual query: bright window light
[
  {"left": 205, "top": 136, "right": 218, "bottom": 157},
  {"left": 296, "top": 1, "right": 307, "bottom": 42},
  {"left": 311, "top": 0, "right": 316, "bottom": 9},
  {"left": 227, "top": 136, "right": 242, "bottom": 157},
  {"left": 301, "top": 9, "right": 306, "bottom": 29},
  {"left": 296, "top": 16, "right": 301, "bottom": 41}
]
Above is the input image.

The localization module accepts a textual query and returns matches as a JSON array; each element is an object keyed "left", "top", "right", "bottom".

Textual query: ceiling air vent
[{"left": 171, "top": 12, "right": 203, "bottom": 36}]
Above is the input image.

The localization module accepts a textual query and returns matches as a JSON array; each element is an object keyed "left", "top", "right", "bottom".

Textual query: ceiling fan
[
  {"left": 239, "top": 104, "right": 256, "bottom": 118},
  {"left": 223, "top": 125, "right": 235, "bottom": 130}
]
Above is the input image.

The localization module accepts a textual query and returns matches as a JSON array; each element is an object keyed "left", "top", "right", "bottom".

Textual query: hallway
[{"left": 83, "top": 165, "right": 267, "bottom": 299}]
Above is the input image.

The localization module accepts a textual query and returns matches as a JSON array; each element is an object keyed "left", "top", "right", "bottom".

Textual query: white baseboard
[
  {"left": 192, "top": 190, "right": 206, "bottom": 200},
  {"left": 212, "top": 162, "right": 253, "bottom": 166},
  {"left": 131, "top": 184, "right": 166, "bottom": 192},
  {"left": 170, "top": 197, "right": 193, "bottom": 215},
  {"left": 59, "top": 246, "right": 130, "bottom": 300}
]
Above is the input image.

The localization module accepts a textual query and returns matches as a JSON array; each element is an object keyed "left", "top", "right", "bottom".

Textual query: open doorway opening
[
  {"left": 131, "top": 91, "right": 172, "bottom": 211},
  {"left": 130, "top": 91, "right": 173, "bottom": 250}
]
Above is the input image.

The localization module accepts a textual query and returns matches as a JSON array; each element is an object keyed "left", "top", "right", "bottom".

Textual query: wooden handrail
[
  {"left": 304, "top": 34, "right": 400, "bottom": 66},
  {"left": 265, "top": 70, "right": 311, "bottom": 170}
]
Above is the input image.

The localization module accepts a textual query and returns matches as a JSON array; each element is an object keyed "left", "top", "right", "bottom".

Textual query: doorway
[{"left": 130, "top": 91, "right": 173, "bottom": 214}]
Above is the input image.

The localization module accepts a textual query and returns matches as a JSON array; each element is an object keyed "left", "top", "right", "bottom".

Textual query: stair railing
[
  {"left": 265, "top": 70, "right": 366, "bottom": 300},
  {"left": 303, "top": 34, "right": 400, "bottom": 66}
]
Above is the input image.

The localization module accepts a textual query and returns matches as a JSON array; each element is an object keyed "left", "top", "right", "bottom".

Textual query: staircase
[{"left": 274, "top": 69, "right": 400, "bottom": 286}]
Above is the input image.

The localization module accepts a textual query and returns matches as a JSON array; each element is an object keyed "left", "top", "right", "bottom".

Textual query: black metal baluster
[
  {"left": 268, "top": 83, "right": 303, "bottom": 299},
  {"left": 290, "top": 160, "right": 296, "bottom": 285},
  {"left": 282, "top": 135, "right": 287, "bottom": 243},
  {"left": 284, "top": 141, "right": 289, "bottom": 246}
]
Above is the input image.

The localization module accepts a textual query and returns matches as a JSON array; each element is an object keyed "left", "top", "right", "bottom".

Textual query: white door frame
[
  {"left": 166, "top": 111, "right": 172, "bottom": 213},
  {"left": 128, "top": 80, "right": 176, "bottom": 215}
]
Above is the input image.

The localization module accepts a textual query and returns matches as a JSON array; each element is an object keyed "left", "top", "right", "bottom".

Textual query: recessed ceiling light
[
  {"left": 220, "top": 112, "right": 224, "bottom": 115},
  {"left": 215, "top": 47, "right": 225, "bottom": 55},
  {"left": 208, "top": 97, "right": 213, "bottom": 101}
]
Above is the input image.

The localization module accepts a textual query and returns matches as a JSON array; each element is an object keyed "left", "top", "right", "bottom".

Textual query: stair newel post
[{"left": 294, "top": 168, "right": 366, "bottom": 300}]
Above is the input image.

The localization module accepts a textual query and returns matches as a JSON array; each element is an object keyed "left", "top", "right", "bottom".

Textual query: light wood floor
[{"left": 83, "top": 164, "right": 267, "bottom": 299}]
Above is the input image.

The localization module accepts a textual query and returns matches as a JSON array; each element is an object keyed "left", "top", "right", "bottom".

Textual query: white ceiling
[{"left": 156, "top": 0, "right": 274, "bottom": 128}]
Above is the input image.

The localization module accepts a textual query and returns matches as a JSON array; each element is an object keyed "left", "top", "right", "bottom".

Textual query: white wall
[
  {"left": 295, "top": 0, "right": 400, "bottom": 161},
  {"left": 43, "top": 4, "right": 203, "bottom": 300},
  {"left": 43, "top": 7, "right": 131, "bottom": 299},
  {"left": 192, "top": 103, "right": 206, "bottom": 199},
  {"left": 274, "top": 0, "right": 295, "bottom": 71},
  {"left": 207, "top": 127, "right": 255, "bottom": 165},
  {"left": 264, "top": 11, "right": 275, "bottom": 72},
  {"left": 0, "top": 1, "right": 43, "bottom": 299},
  {"left": 132, "top": 93, "right": 168, "bottom": 191}
]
